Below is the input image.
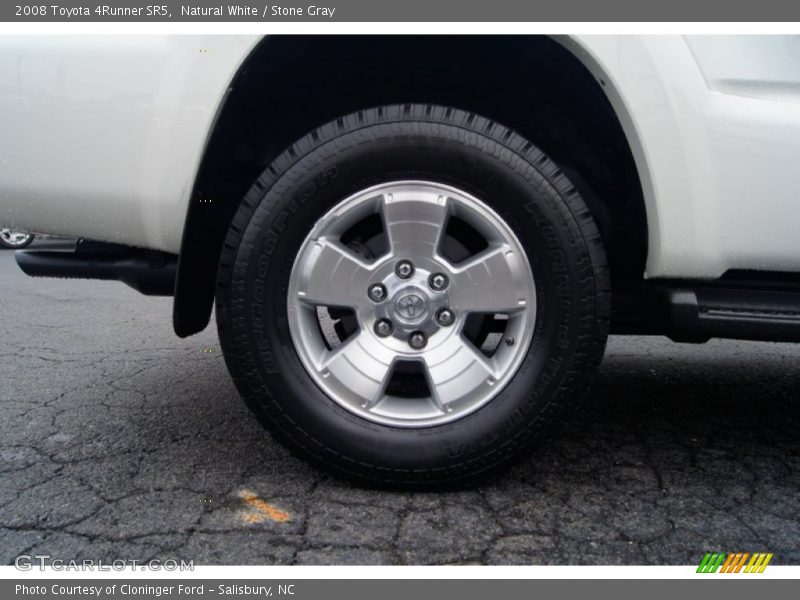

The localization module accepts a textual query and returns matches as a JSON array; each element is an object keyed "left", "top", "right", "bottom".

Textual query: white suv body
[{"left": 2, "top": 35, "right": 799, "bottom": 278}]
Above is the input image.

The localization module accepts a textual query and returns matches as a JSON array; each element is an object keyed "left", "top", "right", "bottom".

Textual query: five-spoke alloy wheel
[
  {"left": 216, "top": 105, "right": 610, "bottom": 485},
  {"left": 287, "top": 181, "right": 536, "bottom": 427},
  {"left": 0, "top": 227, "right": 34, "bottom": 249}
]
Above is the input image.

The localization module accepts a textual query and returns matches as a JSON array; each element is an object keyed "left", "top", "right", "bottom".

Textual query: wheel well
[{"left": 174, "top": 35, "right": 647, "bottom": 337}]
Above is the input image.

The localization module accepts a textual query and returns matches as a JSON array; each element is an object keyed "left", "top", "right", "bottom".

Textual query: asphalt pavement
[{"left": 1, "top": 243, "right": 799, "bottom": 566}]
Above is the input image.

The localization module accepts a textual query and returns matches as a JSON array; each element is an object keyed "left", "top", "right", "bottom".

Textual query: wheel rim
[
  {"left": 0, "top": 227, "right": 32, "bottom": 247},
  {"left": 287, "top": 181, "right": 536, "bottom": 427}
]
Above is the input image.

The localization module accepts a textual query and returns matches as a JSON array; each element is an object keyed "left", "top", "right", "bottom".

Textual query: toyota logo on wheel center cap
[{"left": 394, "top": 293, "right": 427, "bottom": 322}]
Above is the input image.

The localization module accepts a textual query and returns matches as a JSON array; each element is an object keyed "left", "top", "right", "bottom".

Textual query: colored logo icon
[{"left": 697, "top": 552, "right": 773, "bottom": 573}]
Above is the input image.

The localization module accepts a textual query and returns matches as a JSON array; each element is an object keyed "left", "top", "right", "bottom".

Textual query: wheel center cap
[{"left": 394, "top": 292, "right": 428, "bottom": 323}]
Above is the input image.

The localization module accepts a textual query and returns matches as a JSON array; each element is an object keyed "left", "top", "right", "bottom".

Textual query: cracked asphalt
[{"left": 1, "top": 242, "right": 799, "bottom": 566}]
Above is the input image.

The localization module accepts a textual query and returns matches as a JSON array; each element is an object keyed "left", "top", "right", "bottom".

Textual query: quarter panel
[
  {"left": 0, "top": 35, "right": 258, "bottom": 252},
  {"left": 568, "top": 35, "right": 800, "bottom": 278}
]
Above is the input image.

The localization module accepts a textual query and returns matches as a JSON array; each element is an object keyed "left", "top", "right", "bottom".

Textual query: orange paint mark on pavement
[{"left": 237, "top": 489, "right": 290, "bottom": 523}]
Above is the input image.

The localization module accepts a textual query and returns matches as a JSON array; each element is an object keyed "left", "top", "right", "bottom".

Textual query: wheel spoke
[
  {"left": 448, "top": 245, "right": 531, "bottom": 314},
  {"left": 422, "top": 335, "right": 498, "bottom": 409},
  {"left": 380, "top": 190, "right": 449, "bottom": 259},
  {"left": 319, "top": 330, "right": 394, "bottom": 408},
  {"left": 295, "top": 238, "right": 375, "bottom": 308}
]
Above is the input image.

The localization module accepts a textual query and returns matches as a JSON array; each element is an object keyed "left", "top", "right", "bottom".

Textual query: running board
[
  {"left": 16, "top": 241, "right": 177, "bottom": 296},
  {"left": 645, "top": 280, "right": 800, "bottom": 343}
]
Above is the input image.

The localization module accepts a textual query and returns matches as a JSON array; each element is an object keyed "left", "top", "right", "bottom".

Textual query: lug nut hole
[
  {"left": 368, "top": 283, "right": 387, "bottom": 302},
  {"left": 408, "top": 331, "right": 427, "bottom": 349},
  {"left": 436, "top": 308, "right": 455, "bottom": 326},
  {"left": 428, "top": 273, "right": 449, "bottom": 291},
  {"left": 374, "top": 319, "right": 393, "bottom": 337},
  {"left": 395, "top": 260, "right": 414, "bottom": 279}
]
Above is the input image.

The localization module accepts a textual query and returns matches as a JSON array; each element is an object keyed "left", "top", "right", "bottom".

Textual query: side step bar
[
  {"left": 16, "top": 240, "right": 177, "bottom": 296},
  {"left": 645, "top": 279, "right": 800, "bottom": 343}
]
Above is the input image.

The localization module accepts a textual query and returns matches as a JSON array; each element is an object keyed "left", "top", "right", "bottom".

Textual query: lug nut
[
  {"left": 408, "top": 331, "right": 427, "bottom": 349},
  {"left": 429, "top": 272, "right": 449, "bottom": 291},
  {"left": 374, "top": 319, "right": 393, "bottom": 337},
  {"left": 368, "top": 283, "right": 387, "bottom": 302},
  {"left": 395, "top": 260, "right": 414, "bottom": 279},
  {"left": 436, "top": 308, "right": 455, "bottom": 326}
]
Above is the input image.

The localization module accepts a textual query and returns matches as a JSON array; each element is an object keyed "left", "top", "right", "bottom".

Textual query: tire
[
  {"left": 216, "top": 104, "right": 610, "bottom": 485},
  {"left": 0, "top": 228, "right": 34, "bottom": 249}
]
